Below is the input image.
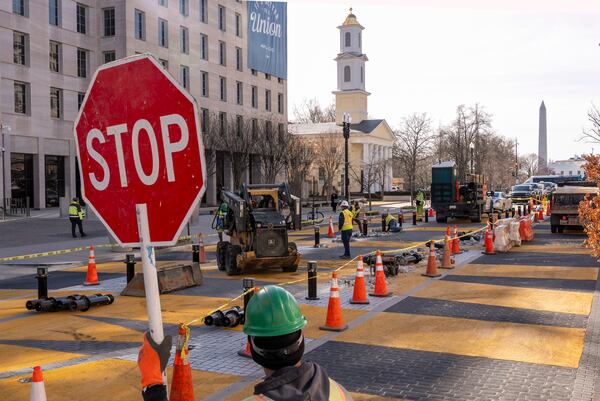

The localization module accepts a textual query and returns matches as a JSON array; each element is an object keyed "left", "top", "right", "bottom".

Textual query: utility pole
[
  {"left": 342, "top": 112, "right": 351, "bottom": 202},
  {"left": 514, "top": 138, "right": 519, "bottom": 185}
]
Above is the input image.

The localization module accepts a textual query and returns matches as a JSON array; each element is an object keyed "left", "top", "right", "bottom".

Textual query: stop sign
[{"left": 74, "top": 54, "right": 206, "bottom": 246}]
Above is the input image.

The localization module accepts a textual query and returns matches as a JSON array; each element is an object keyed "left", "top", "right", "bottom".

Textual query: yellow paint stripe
[
  {"left": 415, "top": 280, "right": 593, "bottom": 315},
  {"left": 454, "top": 263, "right": 598, "bottom": 281},
  {"left": 337, "top": 312, "right": 585, "bottom": 368},
  {"left": 0, "top": 344, "right": 83, "bottom": 373},
  {"left": 511, "top": 245, "right": 591, "bottom": 254}
]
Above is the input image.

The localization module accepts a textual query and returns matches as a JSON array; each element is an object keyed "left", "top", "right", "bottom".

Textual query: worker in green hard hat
[{"left": 241, "top": 285, "right": 353, "bottom": 401}]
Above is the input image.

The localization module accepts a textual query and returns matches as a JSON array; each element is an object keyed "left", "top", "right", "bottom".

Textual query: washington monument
[{"left": 538, "top": 101, "right": 547, "bottom": 173}]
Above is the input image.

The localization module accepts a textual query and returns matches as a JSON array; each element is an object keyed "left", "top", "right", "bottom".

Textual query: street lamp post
[
  {"left": 469, "top": 142, "right": 475, "bottom": 175},
  {"left": 342, "top": 113, "right": 351, "bottom": 202},
  {"left": 0, "top": 124, "right": 8, "bottom": 216}
]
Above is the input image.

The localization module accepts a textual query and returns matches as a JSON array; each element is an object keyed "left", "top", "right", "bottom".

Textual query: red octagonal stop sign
[{"left": 74, "top": 55, "right": 206, "bottom": 246}]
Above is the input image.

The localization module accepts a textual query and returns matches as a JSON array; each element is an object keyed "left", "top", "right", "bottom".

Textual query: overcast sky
[{"left": 286, "top": 0, "right": 600, "bottom": 161}]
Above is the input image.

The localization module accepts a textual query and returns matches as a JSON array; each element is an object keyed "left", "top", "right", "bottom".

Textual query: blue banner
[{"left": 247, "top": 1, "right": 287, "bottom": 79}]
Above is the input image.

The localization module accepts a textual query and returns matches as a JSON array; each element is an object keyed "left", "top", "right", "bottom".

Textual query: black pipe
[
  {"left": 125, "top": 254, "right": 135, "bottom": 284},
  {"left": 313, "top": 225, "right": 320, "bottom": 248},
  {"left": 36, "top": 267, "right": 48, "bottom": 300},
  {"left": 305, "top": 261, "right": 319, "bottom": 300},
  {"left": 72, "top": 294, "right": 114, "bottom": 312},
  {"left": 223, "top": 306, "right": 244, "bottom": 328},
  {"left": 204, "top": 310, "right": 228, "bottom": 326},
  {"left": 192, "top": 244, "right": 200, "bottom": 264},
  {"left": 35, "top": 298, "right": 57, "bottom": 312}
]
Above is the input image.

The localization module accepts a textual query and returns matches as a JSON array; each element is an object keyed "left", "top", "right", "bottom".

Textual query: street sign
[{"left": 74, "top": 54, "right": 206, "bottom": 247}]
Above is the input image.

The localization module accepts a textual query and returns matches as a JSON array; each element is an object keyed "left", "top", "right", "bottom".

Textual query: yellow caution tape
[{"left": 0, "top": 243, "right": 113, "bottom": 263}]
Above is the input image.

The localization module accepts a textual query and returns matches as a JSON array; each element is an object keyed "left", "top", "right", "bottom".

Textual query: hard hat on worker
[
  {"left": 340, "top": 200, "right": 349, "bottom": 208},
  {"left": 244, "top": 285, "right": 306, "bottom": 337}
]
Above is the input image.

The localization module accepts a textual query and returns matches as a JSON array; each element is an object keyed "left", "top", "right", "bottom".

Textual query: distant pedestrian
[
  {"left": 339, "top": 200, "right": 353, "bottom": 259},
  {"left": 214, "top": 200, "right": 229, "bottom": 242},
  {"left": 68, "top": 198, "right": 86, "bottom": 238},
  {"left": 330, "top": 192, "right": 338, "bottom": 213}
]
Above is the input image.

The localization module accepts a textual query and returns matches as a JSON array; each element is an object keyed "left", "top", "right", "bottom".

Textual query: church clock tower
[{"left": 334, "top": 8, "right": 370, "bottom": 125}]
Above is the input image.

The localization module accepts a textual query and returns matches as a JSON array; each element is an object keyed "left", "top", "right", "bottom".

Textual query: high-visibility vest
[
  {"left": 385, "top": 214, "right": 396, "bottom": 226},
  {"left": 341, "top": 209, "right": 353, "bottom": 231},
  {"left": 242, "top": 378, "right": 350, "bottom": 401},
  {"left": 351, "top": 206, "right": 361, "bottom": 219},
  {"left": 68, "top": 203, "right": 79, "bottom": 218}
]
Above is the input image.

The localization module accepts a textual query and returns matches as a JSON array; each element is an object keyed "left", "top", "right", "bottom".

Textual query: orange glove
[{"left": 138, "top": 331, "right": 172, "bottom": 389}]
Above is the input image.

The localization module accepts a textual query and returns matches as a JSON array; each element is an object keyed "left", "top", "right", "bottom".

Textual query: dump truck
[
  {"left": 216, "top": 183, "right": 302, "bottom": 275},
  {"left": 550, "top": 185, "right": 598, "bottom": 233},
  {"left": 431, "top": 161, "right": 485, "bottom": 223}
]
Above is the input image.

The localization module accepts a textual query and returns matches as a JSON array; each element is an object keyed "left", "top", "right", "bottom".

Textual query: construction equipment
[
  {"left": 431, "top": 161, "right": 485, "bottom": 223},
  {"left": 363, "top": 251, "right": 423, "bottom": 277},
  {"left": 550, "top": 185, "right": 598, "bottom": 233},
  {"left": 216, "top": 183, "right": 302, "bottom": 275}
]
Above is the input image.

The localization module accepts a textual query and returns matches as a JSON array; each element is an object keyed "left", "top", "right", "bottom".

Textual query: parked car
[
  {"left": 529, "top": 182, "right": 544, "bottom": 198},
  {"left": 540, "top": 181, "right": 557, "bottom": 195},
  {"left": 510, "top": 184, "right": 534, "bottom": 204},
  {"left": 490, "top": 191, "right": 512, "bottom": 212}
]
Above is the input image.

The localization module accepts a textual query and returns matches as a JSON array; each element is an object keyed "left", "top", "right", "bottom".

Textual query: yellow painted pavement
[
  {"left": 511, "top": 245, "right": 590, "bottom": 254},
  {"left": 454, "top": 263, "right": 599, "bottom": 281},
  {"left": 0, "top": 358, "right": 238, "bottom": 401},
  {"left": 415, "top": 280, "right": 593, "bottom": 315},
  {"left": 0, "top": 344, "right": 83, "bottom": 373},
  {"left": 337, "top": 312, "right": 585, "bottom": 368}
]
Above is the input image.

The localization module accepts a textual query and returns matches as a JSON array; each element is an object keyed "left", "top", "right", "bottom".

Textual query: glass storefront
[
  {"left": 45, "top": 155, "right": 65, "bottom": 207},
  {"left": 11, "top": 153, "right": 34, "bottom": 206}
]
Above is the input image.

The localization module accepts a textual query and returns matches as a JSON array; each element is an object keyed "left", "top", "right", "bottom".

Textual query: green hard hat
[{"left": 243, "top": 285, "right": 307, "bottom": 337}]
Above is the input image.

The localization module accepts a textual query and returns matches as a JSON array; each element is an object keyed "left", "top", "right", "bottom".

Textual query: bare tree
[
  {"left": 311, "top": 132, "right": 344, "bottom": 196},
  {"left": 393, "top": 112, "right": 435, "bottom": 200},
  {"left": 286, "top": 135, "right": 313, "bottom": 197},
  {"left": 257, "top": 120, "right": 289, "bottom": 183},
  {"left": 581, "top": 104, "right": 600, "bottom": 144},
  {"left": 216, "top": 114, "right": 256, "bottom": 189},
  {"left": 520, "top": 153, "right": 538, "bottom": 179},
  {"left": 293, "top": 98, "right": 336, "bottom": 124},
  {"left": 349, "top": 151, "right": 384, "bottom": 210}
]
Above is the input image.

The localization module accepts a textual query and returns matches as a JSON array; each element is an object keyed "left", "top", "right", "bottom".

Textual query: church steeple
[{"left": 334, "top": 8, "right": 370, "bottom": 124}]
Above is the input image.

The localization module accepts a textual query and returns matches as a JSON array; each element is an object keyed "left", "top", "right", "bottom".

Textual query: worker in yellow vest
[
  {"left": 68, "top": 197, "right": 86, "bottom": 238},
  {"left": 339, "top": 200, "right": 353, "bottom": 259},
  {"left": 382, "top": 213, "right": 401, "bottom": 233},
  {"left": 137, "top": 286, "right": 353, "bottom": 401}
]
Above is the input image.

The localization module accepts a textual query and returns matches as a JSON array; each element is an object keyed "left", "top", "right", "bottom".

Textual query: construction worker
[
  {"left": 137, "top": 286, "right": 352, "bottom": 401},
  {"left": 351, "top": 201, "right": 363, "bottom": 233},
  {"left": 330, "top": 192, "right": 338, "bottom": 213},
  {"left": 68, "top": 197, "right": 86, "bottom": 238},
  {"left": 382, "top": 212, "right": 401, "bottom": 233},
  {"left": 339, "top": 200, "right": 353, "bottom": 259},
  {"left": 214, "top": 200, "right": 229, "bottom": 242},
  {"left": 415, "top": 189, "right": 425, "bottom": 221}
]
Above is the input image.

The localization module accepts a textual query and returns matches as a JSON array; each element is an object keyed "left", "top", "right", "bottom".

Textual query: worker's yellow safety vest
[
  {"left": 385, "top": 214, "right": 396, "bottom": 226},
  {"left": 341, "top": 209, "right": 353, "bottom": 231},
  {"left": 242, "top": 378, "right": 350, "bottom": 401},
  {"left": 68, "top": 203, "right": 79, "bottom": 218}
]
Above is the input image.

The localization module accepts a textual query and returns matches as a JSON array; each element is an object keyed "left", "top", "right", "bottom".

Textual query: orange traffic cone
[
  {"left": 440, "top": 235, "right": 455, "bottom": 269},
  {"left": 83, "top": 245, "right": 99, "bottom": 286},
  {"left": 422, "top": 241, "right": 441, "bottom": 278},
  {"left": 327, "top": 216, "right": 335, "bottom": 238},
  {"left": 533, "top": 208, "right": 539, "bottom": 223},
  {"left": 319, "top": 272, "right": 348, "bottom": 332},
  {"left": 238, "top": 339, "right": 252, "bottom": 358},
  {"left": 30, "top": 366, "right": 46, "bottom": 401},
  {"left": 452, "top": 225, "right": 460, "bottom": 254},
  {"left": 529, "top": 199, "right": 534, "bottom": 214},
  {"left": 350, "top": 256, "right": 369, "bottom": 304},
  {"left": 538, "top": 208, "right": 544, "bottom": 221},
  {"left": 428, "top": 208, "right": 434, "bottom": 218},
  {"left": 370, "top": 251, "right": 392, "bottom": 297},
  {"left": 546, "top": 202, "right": 551, "bottom": 216},
  {"left": 483, "top": 229, "right": 495, "bottom": 255},
  {"left": 199, "top": 234, "right": 206, "bottom": 263},
  {"left": 446, "top": 226, "right": 451, "bottom": 237},
  {"left": 170, "top": 325, "right": 194, "bottom": 401}
]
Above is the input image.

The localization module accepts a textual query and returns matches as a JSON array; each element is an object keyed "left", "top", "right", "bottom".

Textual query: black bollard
[
  {"left": 125, "top": 254, "right": 135, "bottom": 284},
  {"left": 192, "top": 244, "right": 200, "bottom": 263},
  {"left": 398, "top": 212, "right": 403, "bottom": 229},
  {"left": 425, "top": 209, "right": 429, "bottom": 223},
  {"left": 412, "top": 211, "right": 417, "bottom": 226},
  {"left": 313, "top": 225, "right": 320, "bottom": 248},
  {"left": 306, "top": 261, "right": 320, "bottom": 300},
  {"left": 36, "top": 267, "right": 48, "bottom": 300},
  {"left": 362, "top": 218, "right": 368, "bottom": 236},
  {"left": 242, "top": 277, "right": 255, "bottom": 325},
  {"left": 381, "top": 215, "right": 386, "bottom": 232}
]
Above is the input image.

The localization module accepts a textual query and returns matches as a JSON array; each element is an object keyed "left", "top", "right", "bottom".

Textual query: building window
[
  {"left": 76, "top": 3, "right": 87, "bottom": 34},
  {"left": 77, "top": 48, "right": 88, "bottom": 78},
  {"left": 201, "top": 71, "right": 209, "bottom": 97},
  {"left": 344, "top": 66, "right": 351, "bottom": 82},
  {"left": 180, "top": 65, "right": 189, "bottom": 89},
  {"left": 236, "top": 81, "right": 243, "bottom": 105},
  {"left": 179, "top": 0, "right": 188, "bottom": 16},
  {"left": 219, "top": 112, "right": 227, "bottom": 135},
  {"left": 218, "top": 5, "right": 226, "bottom": 31},
  {"left": 236, "top": 115, "right": 243, "bottom": 136},
  {"left": 278, "top": 123, "right": 285, "bottom": 138},
  {"left": 236, "top": 47, "right": 242, "bottom": 71},
  {"left": 49, "top": 41, "right": 60, "bottom": 72},
  {"left": 200, "top": 108, "right": 209, "bottom": 133},
  {"left": 235, "top": 13, "right": 241, "bottom": 37},
  {"left": 345, "top": 32, "right": 351, "bottom": 47},
  {"left": 13, "top": 0, "right": 26, "bottom": 16},
  {"left": 277, "top": 93, "right": 283, "bottom": 114},
  {"left": 251, "top": 69, "right": 257, "bottom": 76},
  {"left": 200, "top": 0, "right": 208, "bottom": 23},
  {"left": 13, "top": 31, "right": 27, "bottom": 66},
  {"left": 159, "top": 58, "right": 168, "bottom": 69},
  {"left": 265, "top": 73, "right": 271, "bottom": 80},
  {"left": 251, "top": 86, "right": 258, "bottom": 108},
  {"left": 159, "top": 0, "right": 167, "bottom": 6},
  {"left": 50, "top": 87, "right": 62, "bottom": 119},
  {"left": 278, "top": 77, "right": 283, "bottom": 84},
  {"left": 251, "top": 119, "right": 258, "bottom": 139},
  {"left": 103, "top": 8, "right": 115, "bottom": 36},
  {"left": 78, "top": 92, "right": 85, "bottom": 110},
  {"left": 219, "top": 41, "right": 226, "bottom": 66},
  {"left": 103, "top": 50, "right": 116, "bottom": 64},
  {"left": 14, "top": 81, "right": 28, "bottom": 114},
  {"left": 266, "top": 121, "right": 272, "bottom": 135},
  {"left": 180, "top": 26, "right": 189, "bottom": 54},
  {"left": 158, "top": 19, "right": 168, "bottom": 47},
  {"left": 359, "top": 32, "right": 362, "bottom": 48},
  {"left": 360, "top": 66, "right": 364, "bottom": 83},
  {"left": 265, "top": 89, "right": 271, "bottom": 111},
  {"left": 49, "top": 0, "right": 59, "bottom": 25},
  {"left": 200, "top": 34, "right": 208, "bottom": 60},
  {"left": 135, "top": 10, "right": 146, "bottom": 40},
  {"left": 219, "top": 76, "right": 227, "bottom": 101}
]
